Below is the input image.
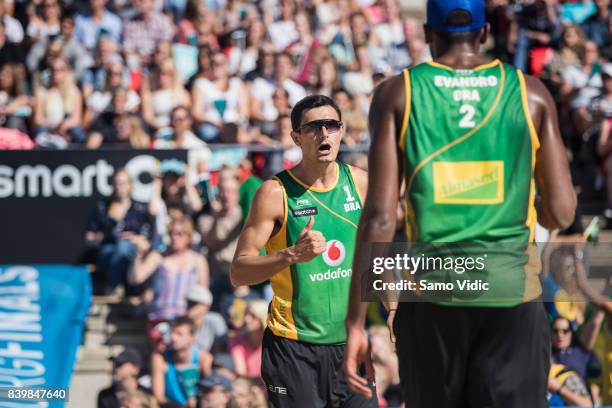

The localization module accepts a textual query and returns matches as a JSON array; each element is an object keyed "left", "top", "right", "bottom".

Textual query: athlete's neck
[
  {"left": 290, "top": 160, "right": 338, "bottom": 190},
  {"left": 433, "top": 44, "right": 492, "bottom": 70}
]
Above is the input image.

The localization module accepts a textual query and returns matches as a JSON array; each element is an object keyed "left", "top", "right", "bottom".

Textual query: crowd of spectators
[{"left": 0, "top": 0, "right": 591, "bottom": 406}]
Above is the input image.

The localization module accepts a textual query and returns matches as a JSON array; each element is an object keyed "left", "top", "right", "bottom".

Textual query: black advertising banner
[{"left": 0, "top": 149, "right": 187, "bottom": 264}]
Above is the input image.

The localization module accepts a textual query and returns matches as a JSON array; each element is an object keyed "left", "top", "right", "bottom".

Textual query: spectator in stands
[
  {"left": 84, "top": 62, "right": 140, "bottom": 126},
  {"left": 314, "top": 57, "right": 341, "bottom": 97},
  {"left": 244, "top": 42, "right": 274, "bottom": 84},
  {"left": 186, "top": 44, "right": 214, "bottom": 92},
  {"left": 152, "top": 316, "right": 212, "bottom": 408},
  {"left": 230, "top": 377, "right": 267, "bottom": 408},
  {"left": 27, "top": 13, "right": 92, "bottom": 83},
  {"left": 33, "top": 58, "right": 85, "bottom": 147},
  {"left": 97, "top": 349, "right": 157, "bottom": 408},
  {"left": 74, "top": 0, "right": 122, "bottom": 51},
  {"left": 563, "top": 41, "right": 604, "bottom": 134},
  {"left": 175, "top": 0, "right": 205, "bottom": 46},
  {"left": 185, "top": 285, "right": 228, "bottom": 353},
  {"left": 289, "top": 11, "right": 322, "bottom": 85},
  {"left": 87, "top": 168, "right": 154, "bottom": 295},
  {"left": 250, "top": 51, "right": 306, "bottom": 130},
  {"left": 192, "top": 51, "right": 248, "bottom": 142},
  {"left": 513, "top": 0, "right": 562, "bottom": 72},
  {"left": 199, "top": 168, "right": 243, "bottom": 296},
  {"left": 597, "top": 67, "right": 612, "bottom": 223},
  {"left": 548, "top": 360, "right": 593, "bottom": 407},
  {"left": 141, "top": 58, "right": 191, "bottom": 133},
  {"left": 26, "top": 0, "right": 61, "bottom": 42},
  {"left": 228, "top": 299, "right": 267, "bottom": 378},
  {"left": 149, "top": 159, "right": 203, "bottom": 246},
  {"left": 347, "top": 43, "right": 376, "bottom": 96},
  {"left": 581, "top": 0, "right": 611, "bottom": 48},
  {"left": 154, "top": 106, "right": 211, "bottom": 179},
  {"left": 552, "top": 315, "right": 603, "bottom": 384},
  {"left": 81, "top": 35, "right": 121, "bottom": 96},
  {"left": 333, "top": 87, "right": 368, "bottom": 146},
  {"left": 266, "top": 0, "right": 299, "bottom": 52},
  {"left": 0, "top": 63, "right": 30, "bottom": 133},
  {"left": 122, "top": 0, "right": 173, "bottom": 66},
  {"left": 237, "top": 19, "right": 267, "bottom": 77},
  {"left": 0, "top": 21, "right": 24, "bottom": 65},
  {"left": 0, "top": 0, "right": 23, "bottom": 44},
  {"left": 542, "top": 24, "right": 585, "bottom": 94},
  {"left": 86, "top": 90, "right": 149, "bottom": 149},
  {"left": 131, "top": 216, "right": 209, "bottom": 342},
  {"left": 197, "top": 371, "right": 233, "bottom": 408}
]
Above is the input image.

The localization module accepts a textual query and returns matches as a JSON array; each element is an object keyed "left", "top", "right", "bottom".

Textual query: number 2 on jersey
[{"left": 459, "top": 104, "right": 476, "bottom": 129}]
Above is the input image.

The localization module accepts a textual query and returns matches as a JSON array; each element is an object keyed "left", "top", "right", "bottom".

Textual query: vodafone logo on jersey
[{"left": 322, "top": 240, "right": 346, "bottom": 267}]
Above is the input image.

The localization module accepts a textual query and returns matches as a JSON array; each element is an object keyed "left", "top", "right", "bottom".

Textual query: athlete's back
[
  {"left": 344, "top": 1, "right": 577, "bottom": 405},
  {"left": 402, "top": 60, "right": 538, "bottom": 244}
]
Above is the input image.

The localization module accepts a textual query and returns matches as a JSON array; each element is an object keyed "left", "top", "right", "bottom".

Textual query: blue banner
[{"left": 0, "top": 265, "right": 91, "bottom": 407}]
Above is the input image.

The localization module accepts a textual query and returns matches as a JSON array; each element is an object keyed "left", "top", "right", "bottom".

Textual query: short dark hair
[
  {"left": 172, "top": 316, "right": 196, "bottom": 335},
  {"left": 290, "top": 95, "right": 342, "bottom": 131},
  {"left": 170, "top": 105, "right": 190, "bottom": 120}
]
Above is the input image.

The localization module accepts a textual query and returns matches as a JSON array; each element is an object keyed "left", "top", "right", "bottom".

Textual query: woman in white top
[
  {"left": 84, "top": 60, "right": 140, "bottom": 127},
  {"left": 27, "top": 0, "right": 61, "bottom": 41},
  {"left": 192, "top": 52, "right": 248, "bottom": 142},
  {"left": 141, "top": 58, "right": 191, "bottom": 132},
  {"left": 34, "top": 58, "right": 85, "bottom": 145}
]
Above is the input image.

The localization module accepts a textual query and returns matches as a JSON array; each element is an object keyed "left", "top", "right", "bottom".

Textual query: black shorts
[
  {"left": 393, "top": 301, "right": 550, "bottom": 408},
  {"left": 261, "top": 329, "right": 378, "bottom": 408}
]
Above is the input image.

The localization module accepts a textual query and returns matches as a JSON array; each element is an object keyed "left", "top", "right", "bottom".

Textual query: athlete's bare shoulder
[
  {"left": 522, "top": 73, "right": 555, "bottom": 129},
  {"left": 348, "top": 164, "right": 368, "bottom": 201},
  {"left": 249, "top": 178, "right": 285, "bottom": 224},
  {"left": 369, "top": 71, "right": 407, "bottom": 136}
]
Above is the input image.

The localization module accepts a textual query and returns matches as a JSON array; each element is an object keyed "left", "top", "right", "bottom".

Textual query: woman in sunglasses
[
  {"left": 550, "top": 315, "right": 602, "bottom": 404},
  {"left": 230, "top": 94, "right": 375, "bottom": 407}
]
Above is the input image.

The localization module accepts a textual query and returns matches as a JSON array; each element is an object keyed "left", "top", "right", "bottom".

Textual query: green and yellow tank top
[
  {"left": 265, "top": 161, "right": 362, "bottom": 344},
  {"left": 399, "top": 59, "right": 541, "bottom": 306}
]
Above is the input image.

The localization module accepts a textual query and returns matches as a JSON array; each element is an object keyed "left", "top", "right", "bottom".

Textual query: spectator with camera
[{"left": 152, "top": 317, "right": 212, "bottom": 408}]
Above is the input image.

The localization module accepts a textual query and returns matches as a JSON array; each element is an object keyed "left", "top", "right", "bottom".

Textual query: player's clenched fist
[{"left": 285, "top": 216, "right": 326, "bottom": 263}]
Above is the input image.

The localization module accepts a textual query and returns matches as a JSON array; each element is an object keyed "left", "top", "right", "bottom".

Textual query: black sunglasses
[
  {"left": 553, "top": 328, "right": 571, "bottom": 335},
  {"left": 298, "top": 119, "right": 343, "bottom": 134}
]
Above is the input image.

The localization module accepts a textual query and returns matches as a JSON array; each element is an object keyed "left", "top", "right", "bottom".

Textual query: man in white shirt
[
  {"left": 185, "top": 285, "right": 228, "bottom": 352},
  {"left": 154, "top": 106, "right": 211, "bottom": 182}
]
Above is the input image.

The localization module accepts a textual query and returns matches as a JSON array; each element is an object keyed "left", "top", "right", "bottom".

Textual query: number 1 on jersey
[
  {"left": 343, "top": 186, "right": 355, "bottom": 202},
  {"left": 459, "top": 104, "right": 476, "bottom": 129}
]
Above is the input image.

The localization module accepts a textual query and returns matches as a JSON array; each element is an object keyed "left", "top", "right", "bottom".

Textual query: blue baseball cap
[{"left": 427, "top": 0, "right": 486, "bottom": 33}]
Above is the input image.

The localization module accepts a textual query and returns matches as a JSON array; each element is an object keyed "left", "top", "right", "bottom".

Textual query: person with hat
[
  {"left": 344, "top": 0, "right": 576, "bottom": 406},
  {"left": 197, "top": 370, "right": 233, "bottom": 408},
  {"left": 97, "top": 348, "right": 157, "bottom": 408},
  {"left": 185, "top": 285, "right": 228, "bottom": 353}
]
